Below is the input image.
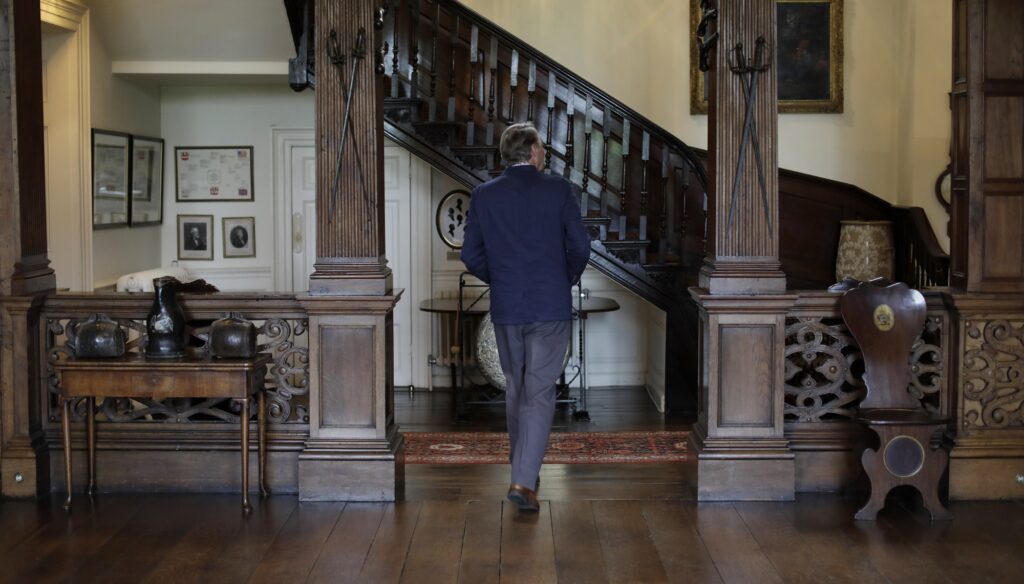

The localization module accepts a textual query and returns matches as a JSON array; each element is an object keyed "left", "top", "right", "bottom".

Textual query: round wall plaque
[{"left": 435, "top": 189, "right": 472, "bottom": 249}]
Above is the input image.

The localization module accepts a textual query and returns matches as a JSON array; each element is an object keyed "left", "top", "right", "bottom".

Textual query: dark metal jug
[
  {"left": 209, "top": 313, "right": 258, "bottom": 359},
  {"left": 145, "top": 277, "right": 187, "bottom": 358},
  {"left": 67, "top": 313, "right": 126, "bottom": 358}
]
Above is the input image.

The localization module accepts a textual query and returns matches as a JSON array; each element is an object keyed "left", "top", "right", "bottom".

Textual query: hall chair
[{"left": 840, "top": 278, "right": 950, "bottom": 521}]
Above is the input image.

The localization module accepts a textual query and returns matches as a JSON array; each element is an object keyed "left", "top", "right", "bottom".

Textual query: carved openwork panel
[
  {"left": 784, "top": 314, "right": 944, "bottom": 421},
  {"left": 47, "top": 316, "right": 309, "bottom": 425},
  {"left": 961, "top": 319, "right": 1024, "bottom": 429}
]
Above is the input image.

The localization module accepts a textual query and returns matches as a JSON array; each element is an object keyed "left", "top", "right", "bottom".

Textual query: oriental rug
[{"left": 401, "top": 431, "right": 689, "bottom": 464}]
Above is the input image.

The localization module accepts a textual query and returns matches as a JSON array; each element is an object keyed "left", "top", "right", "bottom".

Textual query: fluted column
[
  {"left": 690, "top": 0, "right": 794, "bottom": 501},
  {"left": 299, "top": 0, "right": 402, "bottom": 501}
]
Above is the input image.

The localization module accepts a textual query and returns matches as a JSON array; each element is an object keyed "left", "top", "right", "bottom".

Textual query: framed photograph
[
  {"left": 222, "top": 216, "right": 256, "bottom": 258},
  {"left": 174, "top": 146, "right": 254, "bottom": 202},
  {"left": 435, "top": 189, "right": 471, "bottom": 249},
  {"left": 92, "top": 129, "right": 131, "bottom": 229},
  {"left": 177, "top": 214, "right": 214, "bottom": 261},
  {"left": 689, "top": 0, "right": 844, "bottom": 114},
  {"left": 130, "top": 136, "right": 164, "bottom": 226}
]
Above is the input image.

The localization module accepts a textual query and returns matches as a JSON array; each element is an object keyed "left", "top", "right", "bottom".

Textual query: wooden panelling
[
  {"left": 984, "top": 0, "right": 1024, "bottom": 79},
  {"left": 983, "top": 97, "right": 1024, "bottom": 179},
  {"left": 982, "top": 195, "right": 1024, "bottom": 279},
  {"left": 718, "top": 326, "right": 773, "bottom": 427},
  {"left": 318, "top": 324, "right": 376, "bottom": 429}
]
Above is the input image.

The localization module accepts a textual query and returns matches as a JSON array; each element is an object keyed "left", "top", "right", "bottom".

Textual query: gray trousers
[{"left": 493, "top": 320, "right": 571, "bottom": 488}]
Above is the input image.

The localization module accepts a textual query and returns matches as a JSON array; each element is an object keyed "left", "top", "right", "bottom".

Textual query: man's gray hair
[{"left": 499, "top": 123, "right": 541, "bottom": 165}]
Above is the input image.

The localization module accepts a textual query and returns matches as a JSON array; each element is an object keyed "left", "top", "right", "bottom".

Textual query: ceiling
[{"left": 87, "top": 0, "right": 295, "bottom": 63}]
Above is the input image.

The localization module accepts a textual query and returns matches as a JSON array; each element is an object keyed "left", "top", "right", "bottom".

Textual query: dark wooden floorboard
[
  {"left": 139, "top": 497, "right": 250, "bottom": 584},
  {"left": 550, "top": 500, "right": 610, "bottom": 584},
  {"left": 245, "top": 501, "right": 344, "bottom": 583},
  {"left": 457, "top": 500, "right": 501, "bottom": 584},
  {"left": 735, "top": 501, "right": 887, "bottom": 584},
  {"left": 592, "top": 500, "right": 670, "bottom": 584},
  {"left": 641, "top": 501, "right": 722, "bottom": 584},
  {"left": 500, "top": 500, "right": 558, "bottom": 583},
  {"left": 70, "top": 494, "right": 222, "bottom": 584},
  {"left": 687, "top": 503, "right": 784, "bottom": 584},
  {"left": 196, "top": 496, "right": 298, "bottom": 584},
  {"left": 0, "top": 497, "right": 53, "bottom": 552},
  {"left": 399, "top": 500, "right": 467, "bottom": 584},
  {"left": 359, "top": 502, "right": 422, "bottom": 584},
  {"left": 307, "top": 502, "right": 387, "bottom": 584}
]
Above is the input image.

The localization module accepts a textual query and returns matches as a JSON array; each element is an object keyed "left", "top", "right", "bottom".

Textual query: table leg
[
  {"left": 86, "top": 397, "right": 96, "bottom": 496},
  {"left": 258, "top": 389, "right": 268, "bottom": 497},
  {"left": 240, "top": 398, "right": 251, "bottom": 513},
  {"left": 62, "top": 397, "right": 73, "bottom": 511}
]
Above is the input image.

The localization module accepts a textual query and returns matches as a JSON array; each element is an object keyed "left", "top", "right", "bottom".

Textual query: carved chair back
[{"left": 840, "top": 279, "right": 926, "bottom": 411}]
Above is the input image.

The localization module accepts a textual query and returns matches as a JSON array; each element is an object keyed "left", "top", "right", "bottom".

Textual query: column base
[
  {"left": 298, "top": 433, "right": 404, "bottom": 501},
  {"left": 692, "top": 429, "right": 795, "bottom": 501},
  {"left": 949, "top": 437, "right": 1024, "bottom": 500},
  {"left": 698, "top": 259, "right": 786, "bottom": 295}
]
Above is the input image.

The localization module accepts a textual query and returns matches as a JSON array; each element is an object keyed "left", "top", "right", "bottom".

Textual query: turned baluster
[
  {"left": 581, "top": 95, "right": 593, "bottom": 214},
  {"left": 600, "top": 105, "right": 610, "bottom": 220},
  {"left": 527, "top": 60, "right": 536, "bottom": 122},
  {"left": 564, "top": 84, "right": 575, "bottom": 181},
  {"left": 640, "top": 131, "right": 650, "bottom": 242},
  {"left": 467, "top": 25, "right": 478, "bottom": 146},
  {"left": 486, "top": 36, "right": 497, "bottom": 145},
  {"left": 545, "top": 72, "right": 555, "bottom": 171},
  {"left": 507, "top": 49, "right": 519, "bottom": 122},
  {"left": 428, "top": 0, "right": 439, "bottom": 120},
  {"left": 447, "top": 14, "right": 458, "bottom": 121},
  {"left": 679, "top": 165, "right": 690, "bottom": 255},
  {"left": 391, "top": 0, "right": 401, "bottom": 98},
  {"left": 409, "top": 0, "right": 420, "bottom": 99},
  {"left": 618, "top": 119, "right": 630, "bottom": 239}
]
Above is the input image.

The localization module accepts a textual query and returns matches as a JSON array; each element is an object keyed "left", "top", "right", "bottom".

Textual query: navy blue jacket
[{"left": 461, "top": 165, "right": 591, "bottom": 325}]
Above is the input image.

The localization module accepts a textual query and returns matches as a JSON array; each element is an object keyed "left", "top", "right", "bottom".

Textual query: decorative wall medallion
[
  {"left": 873, "top": 304, "right": 895, "bottom": 332},
  {"left": 436, "top": 189, "right": 471, "bottom": 249}
]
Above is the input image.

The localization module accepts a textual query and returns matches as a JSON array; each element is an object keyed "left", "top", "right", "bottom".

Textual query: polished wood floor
[
  {"left": 2, "top": 493, "right": 1024, "bottom": 583},
  {"left": 3, "top": 389, "right": 1023, "bottom": 582}
]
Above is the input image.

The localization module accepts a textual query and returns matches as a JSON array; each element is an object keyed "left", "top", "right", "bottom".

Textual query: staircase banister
[{"left": 431, "top": 0, "right": 707, "bottom": 185}]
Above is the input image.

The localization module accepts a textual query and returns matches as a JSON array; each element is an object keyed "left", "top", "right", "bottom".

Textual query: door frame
[
  {"left": 271, "top": 127, "right": 315, "bottom": 291},
  {"left": 41, "top": 0, "right": 92, "bottom": 290}
]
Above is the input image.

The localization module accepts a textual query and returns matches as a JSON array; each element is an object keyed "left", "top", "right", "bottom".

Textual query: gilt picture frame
[{"left": 689, "top": 0, "right": 844, "bottom": 114}]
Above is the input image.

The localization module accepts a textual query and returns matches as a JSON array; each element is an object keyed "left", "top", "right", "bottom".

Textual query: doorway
[{"left": 277, "top": 131, "right": 431, "bottom": 389}]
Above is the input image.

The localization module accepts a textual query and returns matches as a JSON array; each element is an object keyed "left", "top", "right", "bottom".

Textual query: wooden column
[
  {"left": 947, "top": 0, "right": 1024, "bottom": 500},
  {"left": 1, "top": 0, "right": 55, "bottom": 497},
  {"left": 690, "top": 0, "right": 794, "bottom": 500},
  {"left": 298, "top": 0, "right": 403, "bottom": 501}
]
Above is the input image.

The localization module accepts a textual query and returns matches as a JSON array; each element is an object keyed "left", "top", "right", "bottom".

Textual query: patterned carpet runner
[{"left": 402, "top": 431, "right": 689, "bottom": 464}]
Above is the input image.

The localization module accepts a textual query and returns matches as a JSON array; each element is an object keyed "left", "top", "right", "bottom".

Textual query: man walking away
[{"left": 461, "top": 123, "right": 591, "bottom": 512}]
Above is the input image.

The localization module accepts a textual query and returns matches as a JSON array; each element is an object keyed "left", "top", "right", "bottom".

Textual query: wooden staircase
[{"left": 286, "top": 0, "right": 949, "bottom": 413}]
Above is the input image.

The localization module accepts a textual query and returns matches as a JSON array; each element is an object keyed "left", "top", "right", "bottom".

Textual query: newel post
[
  {"left": 297, "top": 0, "right": 403, "bottom": 501},
  {"left": 689, "top": 0, "right": 796, "bottom": 500},
  {"left": 1, "top": 0, "right": 55, "bottom": 497}
]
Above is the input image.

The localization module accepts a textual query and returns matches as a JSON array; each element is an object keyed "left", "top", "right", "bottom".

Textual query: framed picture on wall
[
  {"left": 174, "top": 146, "right": 254, "bottom": 202},
  {"left": 177, "top": 214, "right": 214, "bottom": 260},
  {"left": 92, "top": 129, "right": 131, "bottom": 229},
  {"left": 689, "top": 0, "right": 844, "bottom": 114},
  {"left": 130, "top": 136, "right": 164, "bottom": 226},
  {"left": 435, "top": 189, "right": 472, "bottom": 249},
  {"left": 222, "top": 216, "right": 256, "bottom": 258}
]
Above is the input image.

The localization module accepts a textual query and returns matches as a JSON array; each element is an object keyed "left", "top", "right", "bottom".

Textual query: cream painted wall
[
  {"left": 89, "top": 17, "right": 163, "bottom": 288},
  {"left": 462, "top": 0, "right": 953, "bottom": 250},
  {"left": 158, "top": 85, "right": 314, "bottom": 291}
]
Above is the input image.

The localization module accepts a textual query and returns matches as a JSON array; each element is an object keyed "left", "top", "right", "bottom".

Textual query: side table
[{"left": 52, "top": 353, "right": 271, "bottom": 512}]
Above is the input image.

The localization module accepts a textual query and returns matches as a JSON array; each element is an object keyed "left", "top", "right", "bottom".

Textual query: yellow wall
[{"left": 461, "top": 0, "right": 952, "bottom": 250}]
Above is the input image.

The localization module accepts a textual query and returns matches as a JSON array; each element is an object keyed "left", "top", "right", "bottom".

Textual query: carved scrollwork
[
  {"left": 962, "top": 319, "right": 1024, "bottom": 429},
  {"left": 784, "top": 317, "right": 863, "bottom": 421},
  {"left": 784, "top": 314, "right": 945, "bottom": 422},
  {"left": 46, "top": 315, "right": 310, "bottom": 425}
]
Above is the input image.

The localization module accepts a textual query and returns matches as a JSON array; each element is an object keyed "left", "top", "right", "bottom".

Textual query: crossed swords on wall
[{"left": 726, "top": 36, "right": 774, "bottom": 236}]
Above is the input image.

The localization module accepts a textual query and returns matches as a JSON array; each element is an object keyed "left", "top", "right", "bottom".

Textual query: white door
[{"left": 285, "top": 140, "right": 429, "bottom": 388}]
